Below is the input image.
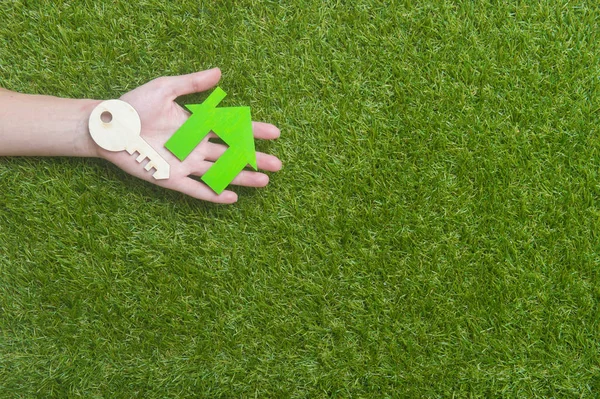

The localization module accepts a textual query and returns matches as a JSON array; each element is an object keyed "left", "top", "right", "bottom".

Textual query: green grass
[{"left": 1, "top": 0, "right": 599, "bottom": 397}]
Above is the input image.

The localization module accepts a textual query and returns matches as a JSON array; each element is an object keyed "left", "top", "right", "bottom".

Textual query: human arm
[
  {"left": 0, "top": 87, "right": 100, "bottom": 157},
  {"left": 0, "top": 68, "right": 282, "bottom": 203}
]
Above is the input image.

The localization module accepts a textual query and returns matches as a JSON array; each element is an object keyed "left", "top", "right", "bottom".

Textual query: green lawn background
[{"left": 0, "top": 0, "right": 599, "bottom": 397}]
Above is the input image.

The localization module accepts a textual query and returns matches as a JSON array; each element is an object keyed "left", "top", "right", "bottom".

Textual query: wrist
[{"left": 77, "top": 99, "right": 104, "bottom": 158}]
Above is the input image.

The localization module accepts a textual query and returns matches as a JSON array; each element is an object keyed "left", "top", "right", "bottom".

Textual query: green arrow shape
[
  {"left": 201, "top": 146, "right": 251, "bottom": 195},
  {"left": 165, "top": 87, "right": 257, "bottom": 194}
]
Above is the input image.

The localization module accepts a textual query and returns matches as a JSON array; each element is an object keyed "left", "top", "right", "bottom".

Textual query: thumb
[{"left": 164, "top": 68, "right": 222, "bottom": 99}]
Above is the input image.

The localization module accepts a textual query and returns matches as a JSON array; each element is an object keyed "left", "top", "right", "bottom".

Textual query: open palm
[{"left": 97, "top": 68, "right": 281, "bottom": 203}]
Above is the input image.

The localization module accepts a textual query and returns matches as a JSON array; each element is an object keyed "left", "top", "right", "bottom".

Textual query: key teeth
[
  {"left": 128, "top": 145, "right": 170, "bottom": 180},
  {"left": 152, "top": 165, "right": 170, "bottom": 180}
]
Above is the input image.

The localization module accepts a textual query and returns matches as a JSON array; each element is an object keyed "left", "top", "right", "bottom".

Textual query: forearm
[{"left": 0, "top": 88, "right": 101, "bottom": 157}]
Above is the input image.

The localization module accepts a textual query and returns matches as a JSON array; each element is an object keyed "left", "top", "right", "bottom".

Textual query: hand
[{"left": 98, "top": 68, "right": 282, "bottom": 204}]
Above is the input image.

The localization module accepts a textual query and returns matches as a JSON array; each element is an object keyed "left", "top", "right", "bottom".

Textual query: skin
[{"left": 0, "top": 68, "right": 282, "bottom": 204}]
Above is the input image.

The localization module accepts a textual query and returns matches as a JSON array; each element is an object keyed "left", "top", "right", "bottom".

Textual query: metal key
[{"left": 88, "top": 99, "right": 170, "bottom": 180}]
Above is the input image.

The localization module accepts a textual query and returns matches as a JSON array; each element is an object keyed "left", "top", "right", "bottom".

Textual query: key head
[{"left": 89, "top": 100, "right": 142, "bottom": 152}]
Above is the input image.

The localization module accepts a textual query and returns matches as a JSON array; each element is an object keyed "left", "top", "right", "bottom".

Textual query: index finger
[{"left": 253, "top": 122, "right": 281, "bottom": 140}]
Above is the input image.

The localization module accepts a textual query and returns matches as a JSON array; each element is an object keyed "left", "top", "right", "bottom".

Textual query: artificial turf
[{"left": 1, "top": 0, "right": 599, "bottom": 397}]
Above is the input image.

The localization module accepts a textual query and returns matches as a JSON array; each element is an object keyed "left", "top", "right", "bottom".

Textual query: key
[{"left": 88, "top": 99, "right": 170, "bottom": 180}]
